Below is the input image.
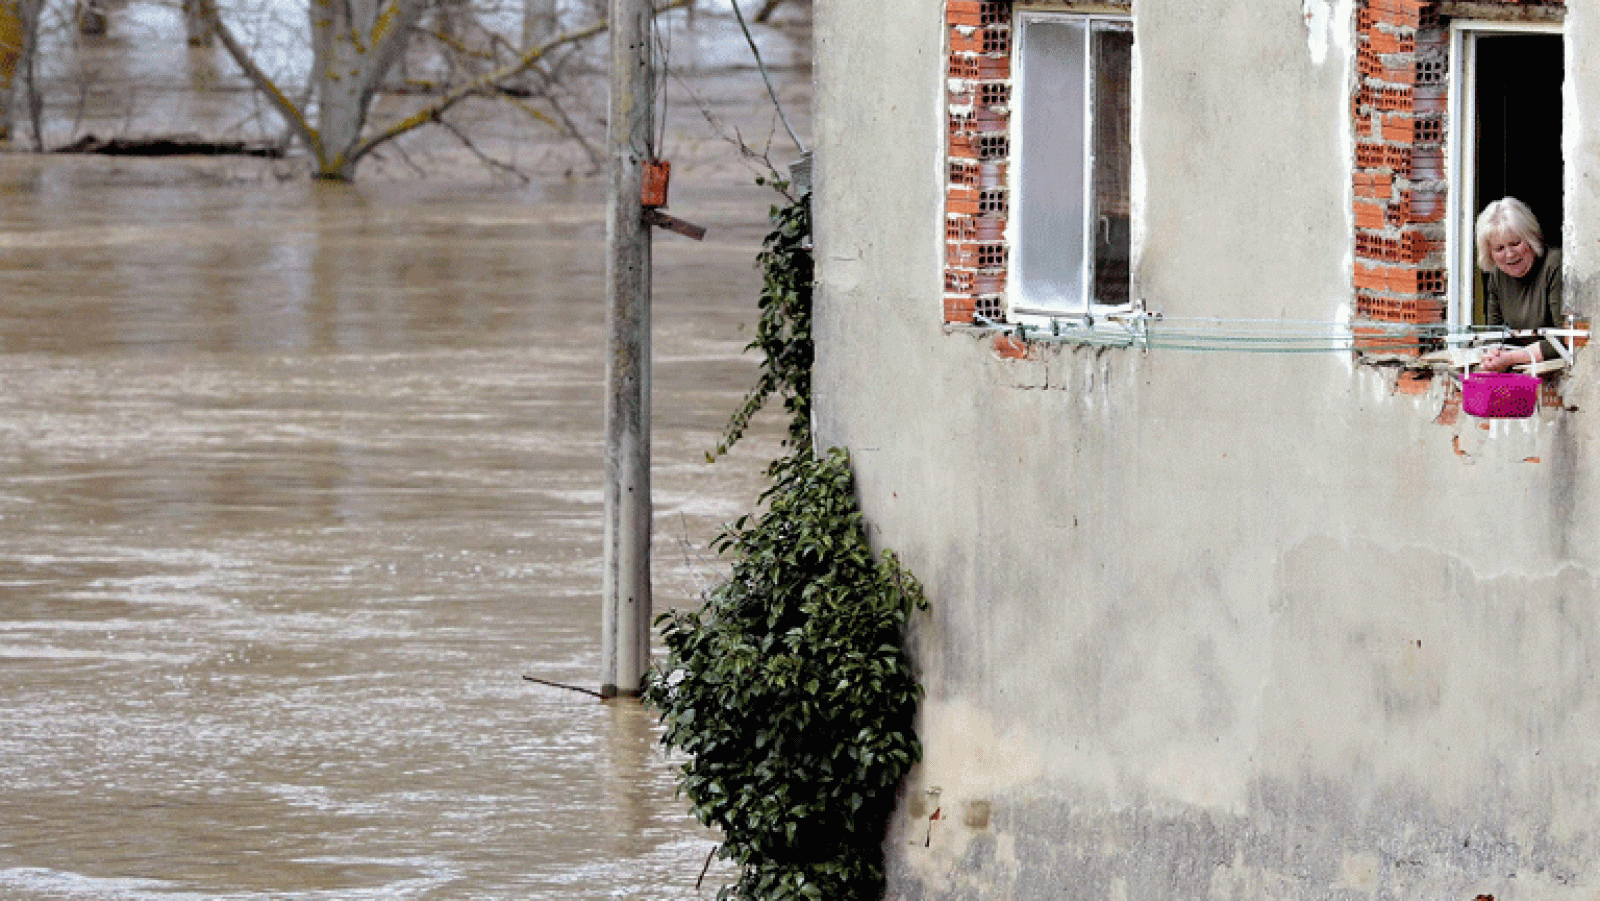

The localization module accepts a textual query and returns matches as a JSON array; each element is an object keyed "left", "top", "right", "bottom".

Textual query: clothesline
[{"left": 969, "top": 313, "right": 1589, "bottom": 359}]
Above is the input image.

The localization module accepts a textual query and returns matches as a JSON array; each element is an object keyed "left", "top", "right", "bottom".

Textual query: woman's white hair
[{"left": 1475, "top": 196, "right": 1545, "bottom": 272}]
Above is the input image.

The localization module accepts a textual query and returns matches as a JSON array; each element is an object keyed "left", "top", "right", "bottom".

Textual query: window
[
  {"left": 1446, "top": 21, "right": 1563, "bottom": 330},
  {"left": 1007, "top": 12, "right": 1132, "bottom": 319}
]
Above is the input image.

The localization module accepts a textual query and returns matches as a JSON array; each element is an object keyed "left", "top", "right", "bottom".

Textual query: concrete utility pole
[{"left": 600, "top": 0, "right": 654, "bottom": 699}]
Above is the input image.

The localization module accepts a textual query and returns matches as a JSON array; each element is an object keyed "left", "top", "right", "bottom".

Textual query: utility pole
[{"left": 600, "top": 0, "right": 653, "bottom": 699}]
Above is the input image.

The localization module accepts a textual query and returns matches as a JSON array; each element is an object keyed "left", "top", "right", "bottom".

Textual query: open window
[
  {"left": 1007, "top": 11, "right": 1132, "bottom": 319},
  {"left": 1446, "top": 22, "right": 1563, "bottom": 331}
]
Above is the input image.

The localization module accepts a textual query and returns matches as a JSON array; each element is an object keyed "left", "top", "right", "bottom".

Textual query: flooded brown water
[{"left": 0, "top": 107, "right": 798, "bottom": 897}]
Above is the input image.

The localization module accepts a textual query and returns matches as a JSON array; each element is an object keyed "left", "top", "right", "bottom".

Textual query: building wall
[{"left": 812, "top": 1, "right": 1600, "bottom": 899}]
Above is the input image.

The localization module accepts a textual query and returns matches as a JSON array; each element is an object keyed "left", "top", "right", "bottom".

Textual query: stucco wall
[{"left": 813, "top": 1, "right": 1600, "bottom": 899}]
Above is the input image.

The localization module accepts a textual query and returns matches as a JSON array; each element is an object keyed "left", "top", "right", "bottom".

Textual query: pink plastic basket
[{"left": 1462, "top": 372, "right": 1539, "bottom": 419}]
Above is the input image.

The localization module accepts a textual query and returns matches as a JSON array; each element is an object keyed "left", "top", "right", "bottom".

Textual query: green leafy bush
[
  {"left": 648, "top": 191, "right": 926, "bottom": 900},
  {"left": 644, "top": 446, "right": 926, "bottom": 901}
]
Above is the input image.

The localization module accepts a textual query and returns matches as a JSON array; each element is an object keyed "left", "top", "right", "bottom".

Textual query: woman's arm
[{"left": 1536, "top": 252, "right": 1566, "bottom": 361}]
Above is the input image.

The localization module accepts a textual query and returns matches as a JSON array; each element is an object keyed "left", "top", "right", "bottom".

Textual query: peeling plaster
[{"left": 1301, "top": 0, "right": 1354, "bottom": 67}]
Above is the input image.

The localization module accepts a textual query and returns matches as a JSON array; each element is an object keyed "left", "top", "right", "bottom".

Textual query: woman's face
[{"left": 1489, "top": 231, "right": 1537, "bottom": 279}]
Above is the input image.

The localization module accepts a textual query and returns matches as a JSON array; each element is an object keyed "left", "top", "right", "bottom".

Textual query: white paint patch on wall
[
  {"left": 1301, "top": 0, "right": 1354, "bottom": 66},
  {"left": 1130, "top": 17, "right": 1146, "bottom": 307}
]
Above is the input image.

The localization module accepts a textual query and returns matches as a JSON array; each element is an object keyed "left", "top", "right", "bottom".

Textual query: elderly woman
[{"left": 1474, "top": 197, "right": 1564, "bottom": 372}]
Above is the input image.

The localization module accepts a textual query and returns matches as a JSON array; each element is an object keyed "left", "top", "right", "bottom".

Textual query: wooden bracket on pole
[{"left": 644, "top": 209, "right": 707, "bottom": 241}]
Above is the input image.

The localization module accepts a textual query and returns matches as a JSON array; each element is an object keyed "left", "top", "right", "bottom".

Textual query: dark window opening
[{"left": 1470, "top": 33, "right": 1563, "bottom": 325}]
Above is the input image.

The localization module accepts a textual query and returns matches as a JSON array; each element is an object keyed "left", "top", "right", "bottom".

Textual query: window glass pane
[
  {"left": 1014, "top": 17, "right": 1087, "bottom": 312},
  {"left": 1090, "top": 25, "right": 1133, "bottom": 307}
]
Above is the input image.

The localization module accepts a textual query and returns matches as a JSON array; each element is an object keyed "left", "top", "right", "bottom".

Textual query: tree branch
[
  {"left": 345, "top": 0, "right": 693, "bottom": 168},
  {"left": 366, "top": 0, "right": 427, "bottom": 95},
  {"left": 729, "top": 0, "right": 803, "bottom": 153},
  {"left": 519, "top": 76, "right": 605, "bottom": 174},
  {"left": 435, "top": 113, "right": 529, "bottom": 182},
  {"left": 196, "top": 0, "right": 322, "bottom": 159}
]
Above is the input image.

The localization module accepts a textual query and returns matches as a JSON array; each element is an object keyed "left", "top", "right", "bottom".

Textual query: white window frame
[
  {"left": 1007, "top": 9, "right": 1133, "bottom": 323},
  {"left": 1445, "top": 18, "right": 1563, "bottom": 333}
]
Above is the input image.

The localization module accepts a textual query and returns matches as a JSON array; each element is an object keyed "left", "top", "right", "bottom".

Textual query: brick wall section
[
  {"left": 945, "top": 0, "right": 1013, "bottom": 324},
  {"left": 1351, "top": 0, "right": 1448, "bottom": 338}
]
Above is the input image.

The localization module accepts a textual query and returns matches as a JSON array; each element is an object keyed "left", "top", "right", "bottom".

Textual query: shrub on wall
[
  {"left": 645, "top": 446, "right": 925, "bottom": 900},
  {"left": 645, "top": 193, "right": 926, "bottom": 901}
]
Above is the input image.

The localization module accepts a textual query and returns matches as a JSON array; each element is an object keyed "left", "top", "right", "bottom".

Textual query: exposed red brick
[
  {"left": 1376, "top": 60, "right": 1418, "bottom": 85},
  {"left": 946, "top": 241, "right": 1007, "bottom": 269},
  {"left": 1386, "top": 267, "right": 1445, "bottom": 296},
  {"left": 977, "top": 82, "right": 1011, "bottom": 109},
  {"left": 944, "top": 295, "right": 976, "bottom": 323},
  {"left": 1381, "top": 114, "right": 1416, "bottom": 142},
  {"left": 1366, "top": 0, "right": 1438, "bottom": 30},
  {"left": 947, "top": 53, "right": 1010, "bottom": 80},
  {"left": 946, "top": 216, "right": 977, "bottom": 243},
  {"left": 993, "top": 334, "right": 1030, "bottom": 359},
  {"left": 1355, "top": 262, "right": 1391, "bottom": 292},
  {"left": 1371, "top": 84, "right": 1414, "bottom": 111},
  {"left": 1356, "top": 232, "right": 1386, "bottom": 260},
  {"left": 1355, "top": 200, "right": 1387, "bottom": 230},
  {"left": 1438, "top": 392, "right": 1461, "bottom": 426},
  {"left": 1391, "top": 188, "right": 1445, "bottom": 224},
  {"left": 946, "top": 215, "right": 1005, "bottom": 245},
  {"left": 1354, "top": 325, "right": 1422, "bottom": 355},
  {"left": 1355, "top": 294, "right": 1445, "bottom": 324},
  {"left": 1399, "top": 229, "right": 1434, "bottom": 263},
  {"left": 1354, "top": 171, "right": 1393, "bottom": 198},
  {"left": 1395, "top": 370, "right": 1432, "bottom": 394},
  {"left": 1367, "top": 30, "right": 1416, "bottom": 55},
  {"left": 950, "top": 26, "right": 1011, "bottom": 56},
  {"left": 946, "top": 0, "right": 1008, "bottom": 28},
  {"left": 1384, "top": 144, "right": 1412, "bottom": 174},
  {"left": 973, "top": 271, "right": 1006, "bottom": 293},
  {"left": 948, "top": 132, "right": 979, "bottom": 161}
]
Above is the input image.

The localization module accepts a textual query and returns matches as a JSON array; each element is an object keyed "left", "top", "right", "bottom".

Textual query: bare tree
[
  {"left": 197, "top": 0, "right": 426, "bottom": 179},
  {"left": 196, "top": 0, "right": 691, "bottom": 180}
]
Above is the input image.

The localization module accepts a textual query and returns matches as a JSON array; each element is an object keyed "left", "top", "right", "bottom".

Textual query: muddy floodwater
[{"left": 0, "top": 119, "right": 798, "bottom": 897}]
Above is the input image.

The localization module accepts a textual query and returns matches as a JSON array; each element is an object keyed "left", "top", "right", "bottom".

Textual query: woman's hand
[{"left": 1480, "top": 346, "right": 1530, "bottom": 372}]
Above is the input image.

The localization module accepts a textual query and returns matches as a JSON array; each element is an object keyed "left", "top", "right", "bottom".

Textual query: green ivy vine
[
  {"left": 711, "top": 188, "right": 813, "bottom": 457},
  {"left": 644, "top": 191, "right": 927, "bottom": 901}
]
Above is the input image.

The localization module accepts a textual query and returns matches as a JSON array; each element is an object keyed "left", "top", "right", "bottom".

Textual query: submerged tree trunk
[
  {"left": 0, "top": 0, "right": 36, "bottom": 144},
  {"left": 0, "top": 0, "right": 21, "bottom": 140},
  {"left": 182, "top": 0, "right": 212, "bottom": 45},
  {"left": 308, "top": 0, "right": 425, "bottom": 179},
  {"left": 75, "top": 0, "right": 105, "bottom": 34}
]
